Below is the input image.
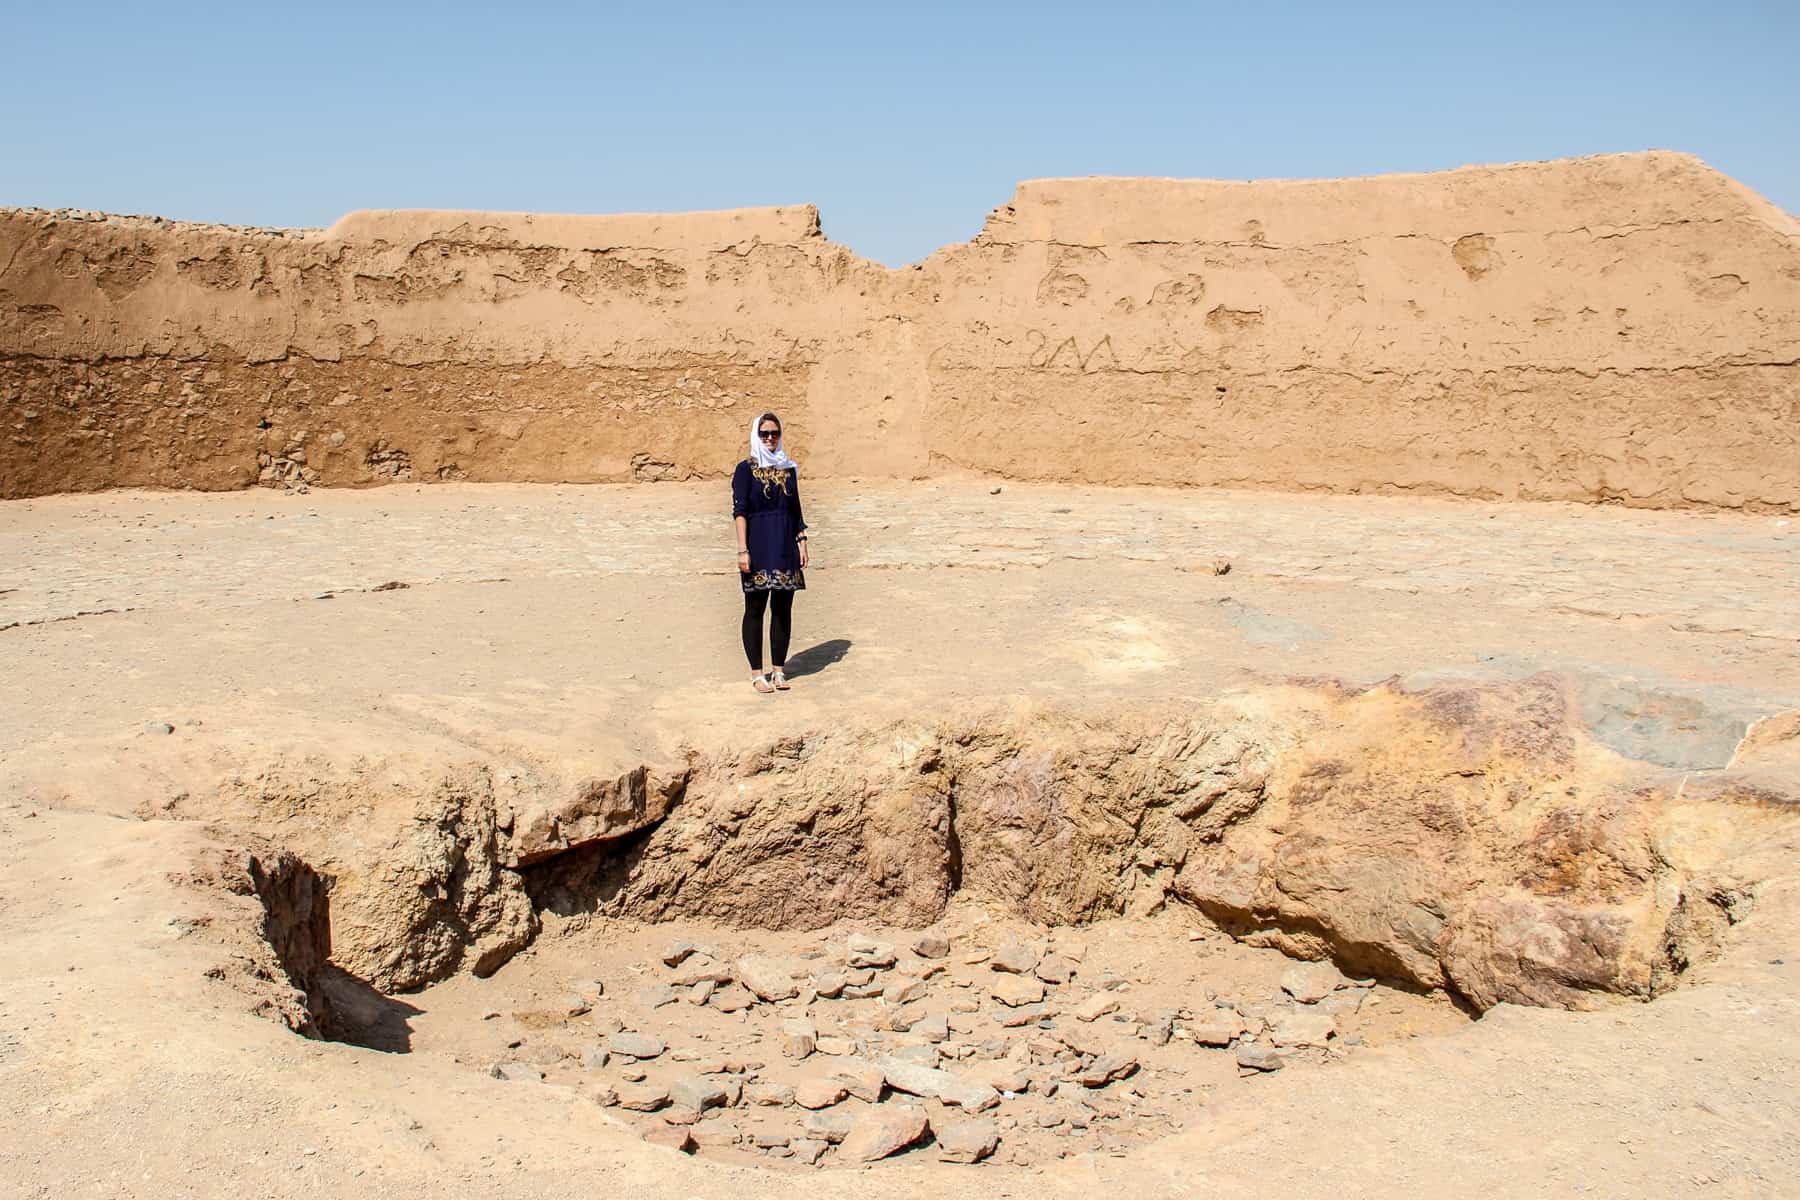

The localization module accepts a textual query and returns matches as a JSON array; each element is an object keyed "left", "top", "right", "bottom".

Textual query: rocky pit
[
  {"left": 198, "top": 677, "right": 1780, "bottom": 1171},
  {"left": 3, "top": 478, "right": 1796, "bottom": 1194}
]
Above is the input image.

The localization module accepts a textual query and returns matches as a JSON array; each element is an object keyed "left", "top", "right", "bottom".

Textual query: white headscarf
[{"left": 748, "top": 412, "right": 797, "bottom": 470}]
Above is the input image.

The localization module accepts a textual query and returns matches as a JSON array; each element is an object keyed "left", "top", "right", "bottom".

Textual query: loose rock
[
  {"left": 1280, "top": 960, "right": 1348, "bottom": 1004},
  {"left": 794, "top": 1076, "right": 850, "bottom": 1109},
  {"left": 831, "top": 1060, "right": 887, "bottom": 1102},
  {"left": 780, "top": 1018, "right": 818, "bottom": 1059},
  {"left": 1074, "top": 993, "right": 1119, "bottom": 1022},
  {"left": 748, "top": 1124, "right": 791, "bottom": 1149},
  {"left": 1270, "top": 1010, "right": 1337, "bottom": 1047},
  {"left": 671, "top": 956, "right": 734, "bottom": 987},
  {"left": 995, "top": 1002, "right": 1047, "bottom": 1028},
  {"left": 913, "top": 932, "right": 951, "bottom": 959},
  {"left": 739, "top": 955, "right": 800, "bottom": 1002},
  {"left": 991, "top": 942, "right": 1042, "bottom": 974},
  {"left": 839, "top": 1104, "right": 930, "bottom": 1162},
  {"left": 847, "top": 935, "right": 899, "bottom": 969},
  {"left": 709, "top": 982, "right": 757, "bottom": 1013},
  {"left": 617, "top": 1083, "right": 671, "bottom": 1111},
  {"left": 878, "top": 1057, "right": 1001, "bottom": 1110},
  {"left": 803, "top": 1110, "right": 854, "bottom": 1144},
  {"left": 690, "top": 1125, "right": 739, "bottom": 1148},
  {"left": 662, "top": 940, "right": 710, "bottom": 967},
  {"left": 746, "top": 1081, "right": 795, "bottom": 1106},
  {"left": 884, "top": 975, "right": 928, "bottom": 1005},
  {"left": 936, "top": 1117, "right": 1001, "bottom": 1163},
  {"left": 607, "top": 1032, "right": 665, "bottom": 1060},
  {"left": 992, "top": 975, "right": 1047, "bottom": 1007},
  {"left": 1236, "top": 1043, "right": 1285, "bottom": 1072},
  {"left": 1078, "top": 1053, "right": 1139, "bottom": 1088},
  {"left": 1187, "top": 1011, "right": 1246, "bottom": 1046},
  {"left": 669, "top": 1076, "right": 730, "bottom": 1112}
]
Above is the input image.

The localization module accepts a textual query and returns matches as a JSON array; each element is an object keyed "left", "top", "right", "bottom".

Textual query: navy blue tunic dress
[{"left": 733, "top": 460, "right": 807, "bottom": 592}]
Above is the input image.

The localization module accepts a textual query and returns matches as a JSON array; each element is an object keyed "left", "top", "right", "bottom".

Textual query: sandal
[
  {"left": 751, "top": 673, "right": 776, "bottom": 694},
  {"left": 771, "top": 669, "right": 791, "bottom": 691}
]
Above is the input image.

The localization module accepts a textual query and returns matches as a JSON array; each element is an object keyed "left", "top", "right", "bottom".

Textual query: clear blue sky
[{"left": 4, "top": 1, "right": 1795, "bottom": 265}]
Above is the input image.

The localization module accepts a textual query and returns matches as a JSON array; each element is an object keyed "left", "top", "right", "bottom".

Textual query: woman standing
[{"left": 733, "top": 412, "right": 809, "bottom": 693}]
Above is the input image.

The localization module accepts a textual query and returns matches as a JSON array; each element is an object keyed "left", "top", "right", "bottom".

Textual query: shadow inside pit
[
  {"left": 316, "top": 966, "right": 423, "bottom": 1053},
  {"left": 782, "top": 638, "right": 852, "bottom": 679},
  {"left": 525, "top": 821, "right": 658, "bottom": 920}
]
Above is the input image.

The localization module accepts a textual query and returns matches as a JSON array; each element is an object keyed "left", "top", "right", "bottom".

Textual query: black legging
[{"left": 742, "top": 589, "right": 794, "bottom": 671}]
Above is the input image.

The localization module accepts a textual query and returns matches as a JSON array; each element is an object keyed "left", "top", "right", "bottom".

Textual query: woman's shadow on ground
[{"left": 783, "top": 638, "right": 852, "bottom": 679}]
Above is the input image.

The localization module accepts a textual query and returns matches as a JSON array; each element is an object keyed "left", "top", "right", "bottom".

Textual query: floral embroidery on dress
[
  {"left": 745, "top": 568, "right": 804, "bottom": 592},
  {"left": 751, "top": 466, "right": 792, "bottom": 497}
]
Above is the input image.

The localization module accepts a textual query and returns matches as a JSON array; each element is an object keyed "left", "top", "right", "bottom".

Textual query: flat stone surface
[
  {"left": 1270, "top": 1011, "right": 1338, "bottom": 1048},
  {"left": 995, "top": 1002, "right": 1048, "bottom": 1028},
  {"left": 1236, "top": 1043, "right": 1286, "bottom": 1072},
  {"left": 669, "top": 957, "right": 733, "bottom": 987},
  {"left": 937, "top": 1117, "right": 1001, "bottom": 1163},
  {"left": 1280, "top": 961, "right": 1348, "bottom": 1004},
  {"left": 708, "top": 982, "right": 757, "bottom": 1013},
  {"left": 884, "top": 975, "right": 928, "bottom": 1005},
  {"left": 802, "top": 1110, "right": 854, "bottom": 1144},
  {"left": 830, "top": 1060, "right": 887, "bottom": 1103},
  {"left": 878, "top": 1057, "right": 1001, "bottom": 1111},
  {"left": 1074, "top": 993, "right": 1119, "bottom": 1022},
  {"left": 779, "top": 1018, "right": 817, "bottom": 1059},
  {"left": 745, "top": 1081, "right": 794, "bottom": 1106},
  {"left": 794, "top": 1075, "right": 849, "bottom": 1109},
  {"left": 1188, "top": 1013, "right": 1246, "bottom": 1046},
  {"left": 1078, "top": 1053, "right": 1139, "bottom": 1087},
  {"left": 839, "top": 1103, "right": 931, "bottom": 1162},
  {"left": 847, "top": 935, "right": 899, "bottom": 969},
  {"left": 913, "top": 932, "right": 951, "bottom": 959},
  {"left": 992, "top": 942, "right": 1043, "bottom": 975},
  {"left": 616, "top": 1082, "right": 671, "bottom": 1111},
  {"left": 605, "top": 1032, "right": 665, "bottom": 1060},
  {"left": 669, "top": 1076, "right": 729, "bottom": 1112},
  {"left": 992, "top": 975, "right": 1047, "bottom": 1007},
  {"left": 661, "top": 940, "right": 709, "bottom": 967},
  {"left": 738, "top": 955, "right": 800, "bottom": 1002}
]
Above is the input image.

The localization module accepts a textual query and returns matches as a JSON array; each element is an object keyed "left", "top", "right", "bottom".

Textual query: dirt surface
[{"left": 2, "top": 479, "right": 1798, "bottom": 1197}]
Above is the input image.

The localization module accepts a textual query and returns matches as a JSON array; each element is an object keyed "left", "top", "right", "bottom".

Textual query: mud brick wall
[{"left": 3, "top": 152, "right": 1796, "bottom": 508}]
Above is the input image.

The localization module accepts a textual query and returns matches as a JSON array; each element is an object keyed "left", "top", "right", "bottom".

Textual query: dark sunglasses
[{"left": 757, "top": 428, "right": 782, "bottom": 440}]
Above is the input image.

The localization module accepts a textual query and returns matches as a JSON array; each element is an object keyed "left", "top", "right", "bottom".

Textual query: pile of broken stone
[{"left": 488, "top": 930, "right": 1371, "bottom": 1166}]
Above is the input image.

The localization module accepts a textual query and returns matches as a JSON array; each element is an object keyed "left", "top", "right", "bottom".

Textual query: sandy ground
[{"left": 2, "top": 479, "right": 1797, "bottom": 1198}]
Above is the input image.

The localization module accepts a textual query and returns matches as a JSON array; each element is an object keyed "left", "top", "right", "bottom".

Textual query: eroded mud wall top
[{"left": 3, "top": 152, "right": 1797, "bottom": 506}]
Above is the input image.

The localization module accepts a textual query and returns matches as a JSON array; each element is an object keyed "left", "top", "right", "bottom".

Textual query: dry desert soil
[{"left": 2, "top": 478, "right": 1798, "bottom": 1199}]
